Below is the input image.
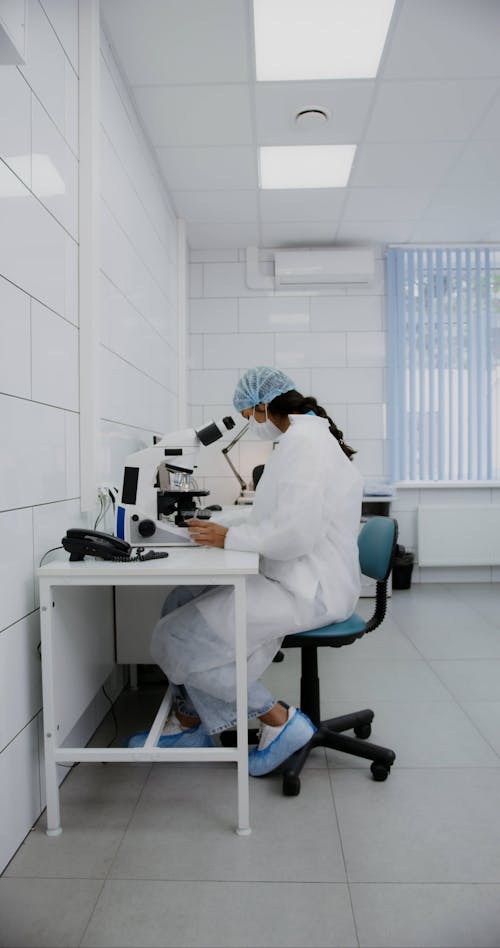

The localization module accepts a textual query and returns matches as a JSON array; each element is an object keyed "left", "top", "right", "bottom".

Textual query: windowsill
[{"left": 395, "top": 481, "right": 500, "bottom": 489}]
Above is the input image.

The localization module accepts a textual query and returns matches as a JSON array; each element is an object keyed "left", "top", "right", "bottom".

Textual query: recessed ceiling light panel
[
  {"left": 253, "top": 0, "right": 396, "bottom": 80},
  {"left": 259, "top": 144, "right": 356, "bottom": 189}
]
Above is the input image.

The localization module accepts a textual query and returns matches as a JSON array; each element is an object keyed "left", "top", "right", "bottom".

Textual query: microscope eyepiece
[{"left": 196, "top": 416, "right": 236, "bottom": 446}]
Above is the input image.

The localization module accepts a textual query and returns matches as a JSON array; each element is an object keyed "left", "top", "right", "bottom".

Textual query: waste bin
[{"left": 392, "top": 544, "right": 415, "bottom": 590}]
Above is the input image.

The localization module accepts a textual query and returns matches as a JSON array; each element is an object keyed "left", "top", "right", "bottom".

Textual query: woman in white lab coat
[{"left": 137, "top": 367, "right": 363, "bottom": 775}]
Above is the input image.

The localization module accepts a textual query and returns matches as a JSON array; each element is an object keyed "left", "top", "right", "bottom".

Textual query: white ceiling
[{"left": 101, "top": 0, "right": 500, "bottom": 251}]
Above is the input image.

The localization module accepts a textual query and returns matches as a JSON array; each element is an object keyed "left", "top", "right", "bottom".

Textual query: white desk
[{"left": 38, "top": 548, "right": 259, "bottom": 837}]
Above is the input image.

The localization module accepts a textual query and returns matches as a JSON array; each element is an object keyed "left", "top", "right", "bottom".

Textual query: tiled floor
[{"left": 2, "top": 583, "right": 500, "bottom": 947}]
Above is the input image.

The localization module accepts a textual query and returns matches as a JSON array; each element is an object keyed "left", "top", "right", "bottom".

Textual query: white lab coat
[{"left": 151, "top": 414, "right": 363, "bottom": 702}]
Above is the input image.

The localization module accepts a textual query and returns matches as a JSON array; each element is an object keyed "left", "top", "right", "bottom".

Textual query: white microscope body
[{"left": 115, "top": 417, "right": 235, "bottom": 545}]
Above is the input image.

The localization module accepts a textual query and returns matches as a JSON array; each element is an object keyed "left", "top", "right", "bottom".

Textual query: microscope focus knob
[{"left": 138, "top": 519, "right": 156, "bottom": 538}]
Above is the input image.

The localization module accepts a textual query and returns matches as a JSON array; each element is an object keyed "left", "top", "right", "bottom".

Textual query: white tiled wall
[
  {"left": 187, "top": 248, "right": 387, "bottom": 505},
  {"left": 0, "top": 3, "right": 180, "bottom": 873}
]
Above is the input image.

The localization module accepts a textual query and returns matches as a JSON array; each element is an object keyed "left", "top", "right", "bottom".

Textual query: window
[{"left": 387, "top": 247, "right": 500, "bottom": 482}]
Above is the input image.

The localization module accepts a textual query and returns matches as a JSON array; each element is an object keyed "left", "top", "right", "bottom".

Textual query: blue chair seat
[{"left": 286, "top": 613, "right": 366, "bottom": 642}]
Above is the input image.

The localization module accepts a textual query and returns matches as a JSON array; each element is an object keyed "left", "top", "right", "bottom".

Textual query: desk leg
[
  {"left": 39, "top": 582, "right": 62, "bottom": 836},
  {"left": 234, "top": 578, "right": 251, "bottom": 836}
]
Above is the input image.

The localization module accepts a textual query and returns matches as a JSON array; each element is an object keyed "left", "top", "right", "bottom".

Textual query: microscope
[{"left": 115, "top": 416, "right": 236, "bottom": 545}]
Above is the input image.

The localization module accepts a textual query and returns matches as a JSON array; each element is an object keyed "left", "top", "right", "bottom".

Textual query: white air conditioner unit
[{"left": 273, "top": 248, "right": 375, "bottom": 287}]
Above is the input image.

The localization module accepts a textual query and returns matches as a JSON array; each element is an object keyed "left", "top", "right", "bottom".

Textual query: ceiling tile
[
  {"left": 365, "top": 79, "right": 499, "bottom": 142},
  {"left": 101, "top": 0, "right": 250, "bottom": 84},
  {"left": 350, "top": 142, "right": 463, "bottom": 187},
  {"left": 343, "top": 187, "right": 432, "bottom": 221},
  {"left": 422, "top": 187, "right": 500, "bottom": 221},
  {"left": 475, "top": 90, "right": 500, "bottom": 140},
  {"left": 336, "top": 220, "right": 412, "bottom": 243},
  {"left": 254, "top": 80, "right": 374, "bottom": 145},
  {"left": 187, "top": 221, "right": 260, "bottom": 249},
  {"left": 259, "top": 188, "right": 346, "bottom": 222},
  {"left": 156, "top": 147, "right": 257, "bottom": 191},
  {"left": 132, "top": 85, "right": 253, "bottom": 147},
  {"left": 410, "top": 220, "right": 496, "bottom": 242},
  {"left": 260, "top": 221, "right": 339, "bottom": 248},
  {"left": 442, "top": 140, "right": 500, "bottom": 189},
  {"left": 172, "top": 190, "right": 258, "bottom": 222},
  {"left": 383, "top": 0, "right": 500, "bottom": 79}
]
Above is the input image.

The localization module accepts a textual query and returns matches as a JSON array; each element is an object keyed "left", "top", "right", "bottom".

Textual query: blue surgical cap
[{"left": 233, "top": 366, "right": 296, "bottom": 412}]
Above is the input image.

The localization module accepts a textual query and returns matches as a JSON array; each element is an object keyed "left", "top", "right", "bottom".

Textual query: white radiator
[{"left": 417, "top": 505, "right": 500, "bottom": 566}]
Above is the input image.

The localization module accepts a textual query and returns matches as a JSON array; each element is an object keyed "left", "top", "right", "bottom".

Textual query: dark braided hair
[{"left": 268, "top": 389, "right": 356, "bottom": 460}]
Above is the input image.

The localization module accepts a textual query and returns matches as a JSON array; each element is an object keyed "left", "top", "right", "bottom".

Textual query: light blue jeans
[{"left": 153, "top": 586, "right": 277, "bottom": 735}]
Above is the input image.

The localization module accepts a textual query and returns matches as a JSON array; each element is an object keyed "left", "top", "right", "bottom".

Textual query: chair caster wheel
[
  {"left": 354, "top": 723, "right": 371, "bottom": 739},
  {"left": 283, "top": 773, "right": 301, "bottom": 796},
  {"left": 370, "top": 761, "right": 390, "bottom": 781}
]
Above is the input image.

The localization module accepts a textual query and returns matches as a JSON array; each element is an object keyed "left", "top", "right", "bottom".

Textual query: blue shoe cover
[
  {"left": 248, "top": 709, "right": 316, "bottom": 777},
  {"left": 127, "top": 726, "right": 214, "bottom": 748}
]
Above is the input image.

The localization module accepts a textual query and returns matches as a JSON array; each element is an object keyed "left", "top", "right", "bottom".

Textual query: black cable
[{"left": 39, "top": 546, "right": 63, "bottom": 567}]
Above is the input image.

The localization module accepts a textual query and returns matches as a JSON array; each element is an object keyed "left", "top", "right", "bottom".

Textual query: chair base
[
  {"left": 281, "top": 708, "right": 396, "bottom": 796},
  {"left": 219, "top": 708, "right": 396, "bottom": 795}
]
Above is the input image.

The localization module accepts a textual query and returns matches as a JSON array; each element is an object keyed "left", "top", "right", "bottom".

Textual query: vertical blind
[{"left": 387, "top": 247, "right": 499, "bottom": 482}]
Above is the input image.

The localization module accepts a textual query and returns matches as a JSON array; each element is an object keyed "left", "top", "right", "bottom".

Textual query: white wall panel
[
  {"left": 0, "top": 276, "right": 31, "bottom": 398},
  {"left": 100, "top": 273, "right": 173, "bottom": 386},
  {"left": 0, "top": 720, "right": 40, "bottom": 871},
  {"left": 203, "top": 332, "right": 274, "bottom": 369},
  {"left": 310, "top": 294, "right": 383, "bottom": 331},
  {"left": 100, "top": 348, "right": 172, "bottom": 432},
  {"left": 348, "top": 403, "right": 386, "bottom": 440},
  {"left": 0, "top": 613, "right": 42, "bottom": 751},
  {"left": 20, "top": 0, "right": 78, "bottom": 154},
  {"left": 276, "top": 331, "right": 346, "bottom": 368},
  {"left": 32, "top": 96, "right": 78, "bottom": 238},
  {"left": 190, "top": 368, "right": 239, "bottom": 405},
  {"left": 0, "top": 396, "right": 67, "bottom": 510},
  {"left": 31, "top": 301, "right": 79, "bottom": 410},
  {"left": 64, "top": 409, "right": 80, "bottom": 497},
  {"left": 0, "top": 508, "right": 35, "bottom": 631},
  {"left": 347, "top": 330, "right": 386, "bottom": 367},
  {"left": 0, "top": 164, "right": 77, "bottom": 321},
  {"left": 190, "top": 298, "right": 238, "bottom": 333},
  {"left": 312, "top": 367, "right": 384, "bottom": 404},
  {"left": 39, "top": 0, "right": 79, "bottom": 71},
  {"left": 238, "top": 296, "right": 310, "bottom": 333},
  {"left": 0, "top": 67, "right": 31, "bottom": 187}
]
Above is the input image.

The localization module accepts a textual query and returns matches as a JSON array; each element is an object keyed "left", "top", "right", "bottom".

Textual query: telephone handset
[{"left": 62, "top": 528, "right": 169, "bottom": 562}]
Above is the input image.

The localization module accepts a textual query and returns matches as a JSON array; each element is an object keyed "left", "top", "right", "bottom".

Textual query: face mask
[{"left": 248, "top": 407, "right": 283, "bottom": 441}]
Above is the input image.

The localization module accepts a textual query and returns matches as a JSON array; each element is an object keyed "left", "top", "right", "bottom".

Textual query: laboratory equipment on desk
[{"left": 115, "top": 416, "right": 237, "bottom": 545}]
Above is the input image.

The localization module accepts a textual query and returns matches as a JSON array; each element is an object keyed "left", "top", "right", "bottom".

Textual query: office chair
[{"left": 279, "top": 515, "right": 398, "bottom": 796}]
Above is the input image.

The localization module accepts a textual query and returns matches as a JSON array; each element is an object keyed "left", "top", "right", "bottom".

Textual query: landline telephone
[{"left": 61, "top": 528, "right": 169, "bottom": 562}]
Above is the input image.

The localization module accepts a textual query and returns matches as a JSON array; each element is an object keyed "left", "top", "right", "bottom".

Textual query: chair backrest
[{"left": 358, "top": 516, "right": 397, "bottom": 582}]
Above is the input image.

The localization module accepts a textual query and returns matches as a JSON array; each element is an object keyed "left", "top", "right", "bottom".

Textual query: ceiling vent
[{"left": 273, "top": 248, "right": 375, "bottom": 287}]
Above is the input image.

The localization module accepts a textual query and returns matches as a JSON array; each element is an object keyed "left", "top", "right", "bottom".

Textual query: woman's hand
[{"left": 186, "top": 519, "right": 228, "bottom": 548}]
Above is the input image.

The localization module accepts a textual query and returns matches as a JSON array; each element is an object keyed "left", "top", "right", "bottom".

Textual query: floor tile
[
  {"left": 460, "top": 701, "right": 500, "bottom": 755},
  {"left": 331, "top": 768, "right": 500, "bottom": 883},
  {"left": 4, "top": 763, "right": 150, "bottom": 879},
  {"left": 109, "top": 764, "right": 346, "bottom": 882},
  {"left": 350, "top": 883, "right": 500, "bottom": 948},
  {"left": 0, "top": 877, "right": 102, "bottom": 948},
  {"left": 312, "top": 657, "right": 452, "bottom": 703},
  {"left": 399, "top": 615, "right": 500, "bottom": 660},
  {"left": 429, "top": 660, "right": 500, "bottom": 701},
  {"left": 81, "top": 880, "right": 357, "bottom": 948},
  {"left": 321, "top": 700, "right": 500, "bottom": 769}
]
